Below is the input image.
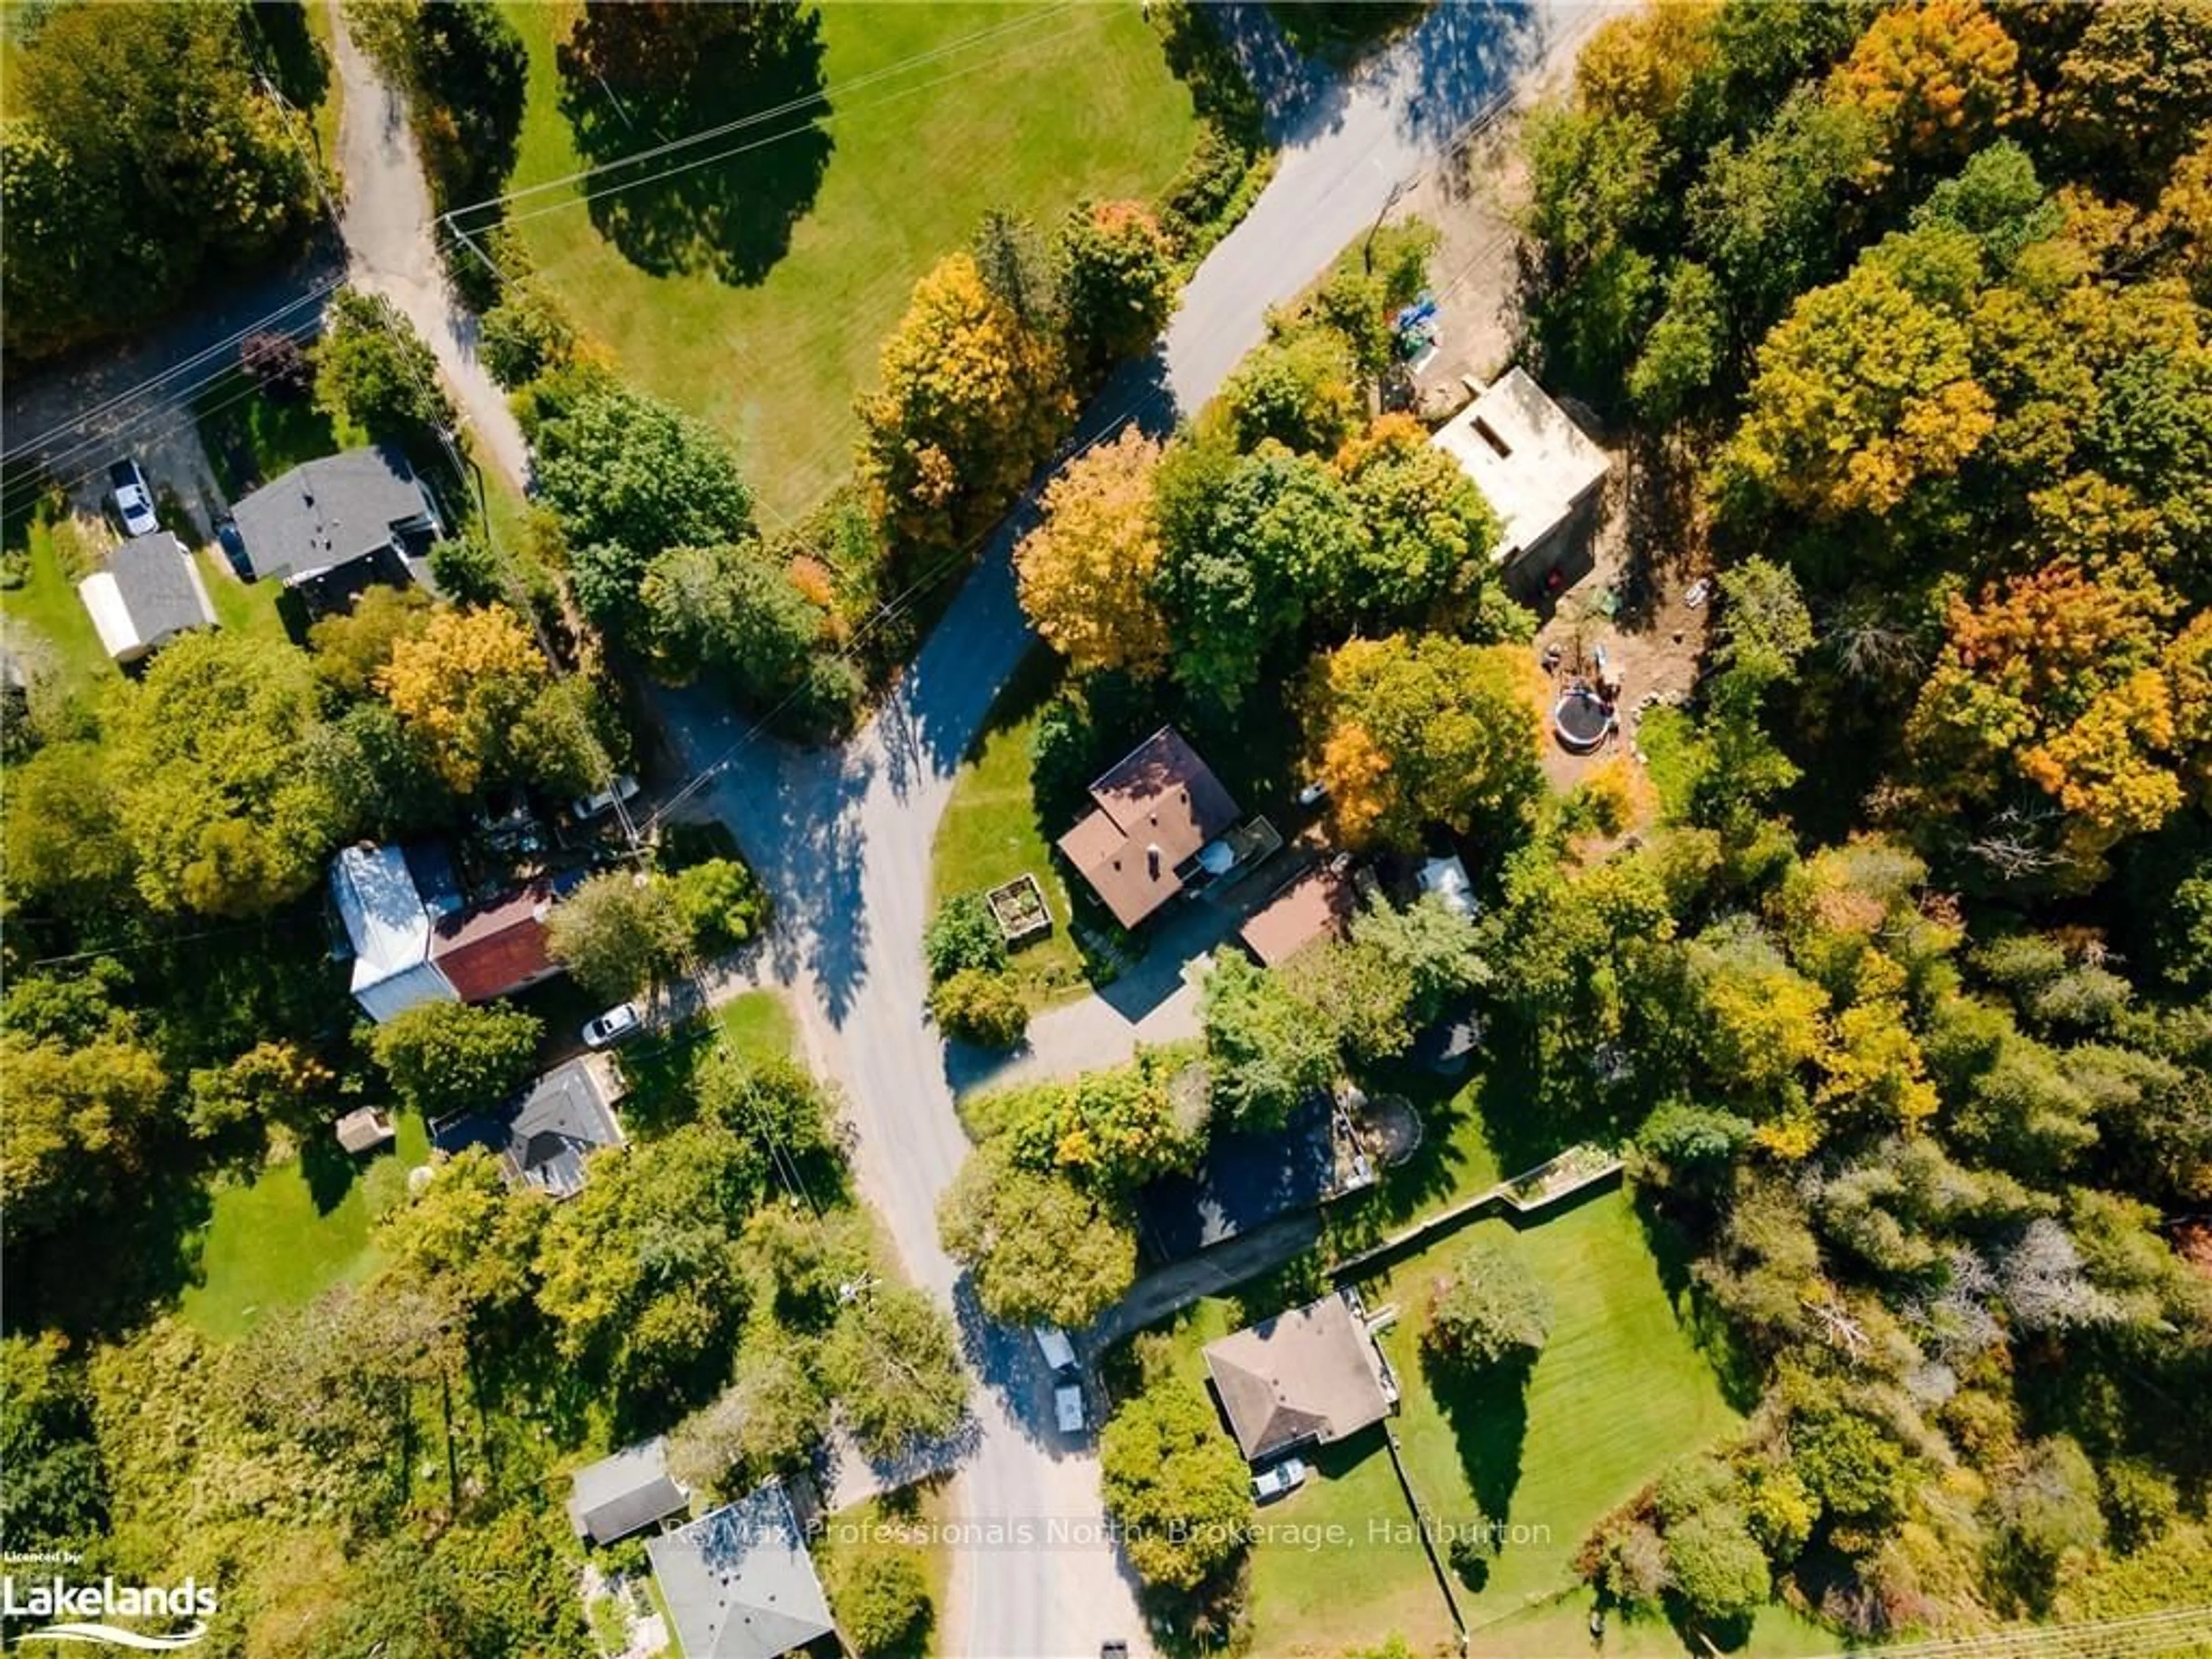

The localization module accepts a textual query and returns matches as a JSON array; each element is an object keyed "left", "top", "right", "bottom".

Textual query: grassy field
[
  {"left": 180, "top": 1111, "right": 430, "bottom": 1342},
  {"left": 930, "top": 652, "right": 1097, "bottom": 1010},
  {"left": 616, "top": 988, "right": 802, "bottom": 1137},
  {"left": 1147, "top": 1188, "right": 1822, "bottom": 1657},
  {"left": 496, "top": 2, "right": 1200, "bottom": 517}
]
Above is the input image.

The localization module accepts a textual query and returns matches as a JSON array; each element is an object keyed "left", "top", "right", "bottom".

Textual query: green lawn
[
  {"left": 817, "top": 1487, "right": 956, "bottom": 1658},
  {"left": 195, "top": 549, "right": 292, "bottom": 643},
  {"left": 930, "top": 652, "right": 1099, "bottom": 1010},
  {"left": 497, "top": 2, "right": 1200, "bottom": 518},
  {"left": 1, "top": 498, "right": 122, "bottom": 696},
  {"left": 195, "top": 369, "right": 353, "bottom": 499},
  {"left": 715, "top": 987, "right": 798, "bottom": 1069},
  {"left": 616, "top": 988, "right": 801, "bottom": 1138},
  {"left": 180, "top": 1112, "right": 430, "bottom": 1343},
  {"left": 1147, "top": 1190, "right": 1816, "bottom": 1658}
]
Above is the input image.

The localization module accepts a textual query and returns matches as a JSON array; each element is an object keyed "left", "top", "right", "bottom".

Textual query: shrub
[
  {"left": 1422, "top": 1238, "right": 1552, "bottom": 1370},
  {"left": 828, "top": 1548, "right": 931, "bottom": 1656},
  {"left": 241, "top": 329, "right": 312, "bottom": 400},
  {"left": 930, "top": 969, "right": 1028, "bottom": 1048},
  {"left": 923, "top": 892, "right": 1005, "bottom": 982},
  {"left": 479, "top": 284, "right": 577, "bottom": 389},
  {"left": 1662, "top": 1508, "right": 1770, "bottom": 1624},
  {"left": 667, "top": 858, "right": 768, "bottom": 953}
]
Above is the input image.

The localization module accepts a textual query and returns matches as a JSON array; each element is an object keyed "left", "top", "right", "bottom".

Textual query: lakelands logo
[{"left": 2, "top": 1575, "right": 217, "bottom": 1649}]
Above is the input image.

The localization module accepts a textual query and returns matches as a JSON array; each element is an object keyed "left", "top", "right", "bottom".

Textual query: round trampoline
[{"left": 1553, "top": 685, "right": 1614, "bottom": 752}]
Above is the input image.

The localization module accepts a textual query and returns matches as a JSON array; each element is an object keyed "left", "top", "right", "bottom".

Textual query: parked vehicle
[
  {"left": 1035, "top": 1327, "right": 1085, "bottom": 1433},
  {"left": 1251, "top": 1456, "right": 1308, "bottom": 1503},
  {"left": 109, "top": 459, "right": 158, "bottom": 536},
  {"left": 571, "top": 773, "right": 641, "bottom": 823},
  {"left": 581, "top": 1002, "right": 643, "bottom": 1049}
]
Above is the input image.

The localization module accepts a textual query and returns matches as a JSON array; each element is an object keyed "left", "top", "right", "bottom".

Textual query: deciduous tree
[
  {"left": 1058, "top": 200, "right": 1179, "bottom": 368},
  {"left": 369, "top": 1001, "right": 543, "bottom": 1119},
  {"left": 1014, "top": 428, "right": 1171, "bottom": 676},
  {"left": 1099, "top": 1376, "right": 1253, "bottom": 1592},
  {"left": 1307, "top": 633, "right": 1547, "bottom": 850},
  {"left": 546, "top": 870, "right": 688, "bottom": 1002},
  {"left": 858, "top": 253, "right": 1073, "bottom": 550},
  {"left": 938, "top": 1145, "right": 1137, "bottom": 1328}
]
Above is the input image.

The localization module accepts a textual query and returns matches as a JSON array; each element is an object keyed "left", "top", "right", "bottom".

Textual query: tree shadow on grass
[
  {"left": 251, "top": 2, "right": 331, "bottom": 132},
  {"left": 1630, "top": 1185, "right": 1764, "bottom": 1414},
  {"left": 1422, "top": 1346, "right": 1534, "bottom": 1530},
  {"left": 556, "top": 3, "right": 834, "bottom": 287}
]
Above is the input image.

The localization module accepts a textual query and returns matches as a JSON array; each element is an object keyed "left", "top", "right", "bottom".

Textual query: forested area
[
  {"left": 1507, "top": 0, "right": 2212, "bottom": 1637},
  {"left": 950, "top": 0, "right": 2212, "bottom": 1644}
]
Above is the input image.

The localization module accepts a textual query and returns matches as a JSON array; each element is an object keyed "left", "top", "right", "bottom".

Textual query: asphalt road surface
[{"left": 653, "top": 7, "right": 1604, "bottom": 1654}]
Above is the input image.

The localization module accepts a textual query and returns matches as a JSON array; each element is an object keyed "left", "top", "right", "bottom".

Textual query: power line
[
  {"left": 261, "top": 56, "right": 831, "bottom": 1222},
  {"left": 441, "top": 4, "right": 1075, "bottom": 222},
  {"left": 1, "top": 274, "right": 344, "bottom": 465},
  {"left": 1, "top": 311, "right": 331, "bottom": 514}
]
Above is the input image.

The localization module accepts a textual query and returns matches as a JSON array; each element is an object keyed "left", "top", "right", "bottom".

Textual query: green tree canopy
[
  {"left": 938, "top": 1144, "right": 1138, "bottom": 1328},
  {"left": 1098, "top": 1374, "right": 1253, "bottom": 1592},
  {"left": 368, "top": 1000, "right": 543, "bottom": 1120}
]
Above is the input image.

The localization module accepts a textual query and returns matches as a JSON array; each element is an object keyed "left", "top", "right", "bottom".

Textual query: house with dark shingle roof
[
  {"left": 1056, "top": 726, "right": 1241, "bottom": 929},
  {"left": 77, "top": 529, "right": 215, "bottom": 662},
  {"left": 430, "top": 1054, "right": 627, "bottom": 1201},
  {"left": 226, "top": 444, "right": 439, "bottom": 589},
  {"left": 647, "top": 1482, "right": 835, "bottom": 1659},
  {"left": 1203, "top": 1289, "right": 1396, "bottom": 1464},
  {"left": 569, "top": 1437, "right": 690, "bottom": 1547}
]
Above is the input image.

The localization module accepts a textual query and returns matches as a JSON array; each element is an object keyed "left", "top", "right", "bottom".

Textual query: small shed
[
  {"left": 569, "top": 1437, "right": 690, "bottom": 1547},
  {"left": 1238, "top": 862, "right": 1356, "bottom": 967},
  {"left": 333, "top": 1106, "right": 396, "bottom": 1156},
  {"left": 77, "top": 530, "right": 215, "bottom": 663}
]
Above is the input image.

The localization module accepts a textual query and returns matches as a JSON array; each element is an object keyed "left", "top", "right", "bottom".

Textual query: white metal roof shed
[{"left": 329, "top": 844, "right": 456, "bottom": 1022}]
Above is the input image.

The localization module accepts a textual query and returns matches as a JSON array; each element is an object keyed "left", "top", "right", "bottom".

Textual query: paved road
[
  {"left": 655, "top": 8, "right": 1602, "bottom": 1654},
  {"left": 324, "top": 0, "right": 531, "bottom": 493}
]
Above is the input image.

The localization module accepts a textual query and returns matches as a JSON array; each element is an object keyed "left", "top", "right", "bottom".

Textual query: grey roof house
[
  {"left": 77, "top": 529, "right": 215, "bottom": 662},
  {"left": 647, "top": 1482, "right": 835, "bottom": 1659},
  {"left": 1203, "top": 1289, "right": 1397, "bottom": 1464},
  {"left": 430, "top": 1054, "right": 627, "bottom": 1200},
  {"left": 226, "top": 444, "right": 440, "bottom": 589},
  {"left": 568, "top": 1437, "right": 690, "bottom": 1547}
]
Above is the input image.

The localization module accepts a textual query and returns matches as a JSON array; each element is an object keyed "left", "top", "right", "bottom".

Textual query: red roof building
[
  {"left": 1056, "top": 728, "right": 1240, "bottom": 929},
  {"left": 429, "top": 880, "right": 565, "bottom": 1002}
]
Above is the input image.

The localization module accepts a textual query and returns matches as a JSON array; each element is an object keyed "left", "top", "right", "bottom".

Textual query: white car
[
  {"left": 1054, "top": 1380, "right": 1086, "bottom": 1435},
  {"left": 1251, "top": 1457, "right": 1308, "bottom": 1503},
  {"left": 109, "top": 459, "right": 158, "bottom": 537},
  {"left": 572, "top": 773, "right": 642, "bottom": 823},
  {"left": 581, "top": 1002, "right": 643, "bottom": 1048}
]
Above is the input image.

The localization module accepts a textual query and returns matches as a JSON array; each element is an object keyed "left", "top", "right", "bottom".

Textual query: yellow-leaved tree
[
  {"left": 857, "top": 252, "right": 1073, "bottom": 551},
  {"left": 1013, "top": 427, "right": 1171, "bottom": 677},
  {"left": 377, "top": 603, "right": 547, "bottom": 794}
]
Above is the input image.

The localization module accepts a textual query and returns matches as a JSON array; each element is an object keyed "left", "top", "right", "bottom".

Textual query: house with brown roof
[
  {"left": 1238, "top": 861, "right": 1357, "bottom": 967},
  {"left": 429, "top": 878, "right": 569, "bottom": 1003},
  {"left": 1056, "top": 727, "right": 1241, "bottom": 929},
  {"left": 1203, "top": 1289, "right": 1397, "bottom": 1464}
]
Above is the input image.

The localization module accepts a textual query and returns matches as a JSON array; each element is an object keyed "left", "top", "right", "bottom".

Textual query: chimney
[{"left": 1146, "top": 843, "right": 1163, "bottom": 878}]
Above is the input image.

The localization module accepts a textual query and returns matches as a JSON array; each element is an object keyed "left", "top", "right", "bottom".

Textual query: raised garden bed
[
  {"left": 987, "top": 872, "right": 1052, "bottom": 946},
  {"left": 1501, "top": 1143, "right": 1622, "bottom": 1213}
]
